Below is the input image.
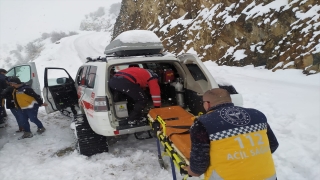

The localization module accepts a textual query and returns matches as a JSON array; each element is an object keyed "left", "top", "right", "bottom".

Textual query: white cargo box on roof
[{"left": 104, "top": 30, "right": 164, "bottom": 56}]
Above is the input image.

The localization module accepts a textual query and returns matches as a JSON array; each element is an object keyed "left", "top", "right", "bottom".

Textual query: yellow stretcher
[{"left": 148, "top": 106, "right": 200, "bottom": 180}]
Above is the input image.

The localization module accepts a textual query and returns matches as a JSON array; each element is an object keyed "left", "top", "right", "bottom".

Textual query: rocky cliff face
[{"left": 113, "top": 0, "right": 319, "bottom": 74}]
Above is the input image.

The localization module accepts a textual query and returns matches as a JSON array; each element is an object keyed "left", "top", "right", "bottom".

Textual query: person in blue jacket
[
  {"left": 185, "top": 88, "right": 279, "bottom": 180},
  {"left": 0, "top": 68, "right": 8, "bottom": 128},
  {"left": 9, "top": 77, "right": 48, "bottom": 139},
  {"left": 1, "top": 77, "right": 24, "bottom": 132}
]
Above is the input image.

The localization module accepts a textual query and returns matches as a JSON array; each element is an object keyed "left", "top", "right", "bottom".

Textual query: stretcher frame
[
  {"left": 148, "top": 107, "right": 203, "bottom": 180},
  {"left": 148, "top": 115, "right": 189, "bottom": 180}
]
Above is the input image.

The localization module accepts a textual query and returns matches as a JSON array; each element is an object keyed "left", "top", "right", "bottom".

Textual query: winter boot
[
  {"left": 0, "top": 119, "right": 5, "bottom": 128},
  {"left": 128, "top": 117, "right": 148, "bottom": 126},
  {"left": 16, "top": 127, "right": 24, "bottom": 133},
  {"left": 37, "top": 127, "right": 46, "bottom": 134},
  {"left": 18, "top": 132, "right": 33, "bottom": 140},
  {"left": 139, "top": 117, "right": 147, "bottom": 124},
  {"left": 128, "top": 120, "right": 137, "bottom": 126}
]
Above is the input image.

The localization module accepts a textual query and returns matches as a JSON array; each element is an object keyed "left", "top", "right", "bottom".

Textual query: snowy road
[
  {"left": 0, "top": 32, "right": 319, "bottom": 180},
  {"left": 73, "top": 32, "right": 108, "bottom": 61},
  {"left": 33, "top": 31, "right": 110, "bottom": 88}
]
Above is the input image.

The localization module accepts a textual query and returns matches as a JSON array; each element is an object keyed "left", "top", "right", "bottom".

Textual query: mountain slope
[{"left": 113, "top": 0, "right": 320, "bottom": 74}]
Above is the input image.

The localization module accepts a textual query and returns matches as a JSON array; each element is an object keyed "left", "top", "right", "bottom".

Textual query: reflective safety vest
[
  {"left": 13, "top": 86, "right": 39, "bottom": 109},
  {"left": 199, "top": 105, "right": 277, "bottom": 180}
]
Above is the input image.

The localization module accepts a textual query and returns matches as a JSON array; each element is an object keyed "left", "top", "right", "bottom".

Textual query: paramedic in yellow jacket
[
  {"left": 9, "top": 77, "right": 47, "bottom": 140},
  {"left": 185, "top": 88, "right": 279, "bottom": 180}
]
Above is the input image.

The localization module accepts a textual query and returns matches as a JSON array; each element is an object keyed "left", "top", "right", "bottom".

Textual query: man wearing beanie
[
  {"left": 9, "top": 77, "right": 48, "bottom": 139},
  {"left": 0, "top": 68, "right": 8, "bottom": 128}
]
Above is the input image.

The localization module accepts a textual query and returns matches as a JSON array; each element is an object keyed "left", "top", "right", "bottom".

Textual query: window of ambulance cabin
[
  {"left": 76, "top": 67, "right": 83, "bottom": 85},
  {"left": 144, "top": 63, "right": 157, "bottom": 70},
  {"left": 6, "top": 65, "right": 31, "bottom": 83},
  {"left": 86, "top": 66, "right": 97, "bottom": 88},
  {"left": 114, "top": 64, "right": 142, "bottom": 72},
  {"left": 46, "top": 69, "right": 70, "bottom": 86},
  {"left": 77, "top": 66, "right": 88, "bottom": 86},
  {"left": 186, "top": 64, "right": 207, "bottom": 81}
]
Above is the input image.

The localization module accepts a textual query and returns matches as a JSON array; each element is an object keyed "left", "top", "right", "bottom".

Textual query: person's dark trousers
[
  {"left": 2, "top": 103, "right": 7, "bottom": 118},
  {"left": 2, "top": 107, "right": 7, "bottom": 117},
  {"left": 0, "top": 98, "right": 5, "bottom": 123},
  {"left": 2, "top": 98, "right": 7, "bottom": 118},
  {"left": 109, "top": 76, "right": 147, "bottom": 121},
  {"left": 10, "top": 108, "right": 23, "bottom": 128},
  {"left": 20, "top": 104, "right": 44, "bottom": 132}
]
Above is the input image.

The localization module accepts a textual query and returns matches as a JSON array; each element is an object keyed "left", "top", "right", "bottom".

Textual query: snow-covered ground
[{"left": 0, "top": 32, "right": 319, "bottom": 180}]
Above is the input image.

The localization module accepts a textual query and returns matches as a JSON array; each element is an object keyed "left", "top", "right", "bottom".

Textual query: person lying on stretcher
[{"left": 184, "top": 88, "right": 279, "bottom": 180}]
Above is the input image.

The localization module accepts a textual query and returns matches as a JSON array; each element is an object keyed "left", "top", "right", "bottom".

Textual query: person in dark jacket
[
  {"left": 1, "top": 77, "right": 24, "bottom": 132},
  {"left": 9, "top": 77, "right": 48, "bottom": 139},
  {"left": 108, "top": 67, "right": 161, "bottom": 125},
  {"left": 184, "top": 88, "right": 279, "bottom": 180},
  {"left": 0, "top": 68, "right": 8, "bottom": 128}
]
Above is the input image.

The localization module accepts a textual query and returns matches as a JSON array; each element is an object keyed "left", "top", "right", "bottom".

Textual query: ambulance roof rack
[
  {"left": 104, "top": 30, "right": 164, "bottom": 57},
  {"left": 86, "top": 55, "right": 115, "bottom": 63}
]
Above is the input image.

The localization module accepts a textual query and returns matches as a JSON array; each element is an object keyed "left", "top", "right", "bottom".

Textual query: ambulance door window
[
  {"left": 86, "top": 66, "right": 97, "bottom": 88},
  {"left": 76, "top": 67, "right": 84, "bottom": 85},
  {"left": 185, "top": 64, "right": 207, "bottom": 81},
  {"left": 79, "top": 66, "right": 89, "bottom": 86},
  {"left": 6, "top": 65, "right": 31, "bottom": 83}
]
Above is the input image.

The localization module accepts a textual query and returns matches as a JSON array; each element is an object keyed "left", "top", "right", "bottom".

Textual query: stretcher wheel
[
  {"left": 151, "top": 121, "right": 160, "bottom": 136},
  {"left": 158, "top": 158, "right": 166, "bottom": 169}
]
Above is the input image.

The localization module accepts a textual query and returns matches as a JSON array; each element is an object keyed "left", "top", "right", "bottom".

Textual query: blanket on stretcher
[{"left": 148, "top": 106, "right": 195, "bottom": 162}]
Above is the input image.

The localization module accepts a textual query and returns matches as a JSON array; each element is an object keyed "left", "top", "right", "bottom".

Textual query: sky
[
  {"left": 0, "top": 30, "right": 319, "bottom": 180},
  {"left": 0, "top": 0, "right": 120, "bottom": 45}
]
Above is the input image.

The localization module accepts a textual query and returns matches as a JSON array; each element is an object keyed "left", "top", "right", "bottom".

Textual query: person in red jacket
[{"left": 108, "top": 66, "right": 161, "bottom": 125}]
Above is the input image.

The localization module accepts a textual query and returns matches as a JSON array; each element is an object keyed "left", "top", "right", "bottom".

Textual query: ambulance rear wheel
[{"left": 75, "top": 114, "right": 109, "bottom": 156}]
